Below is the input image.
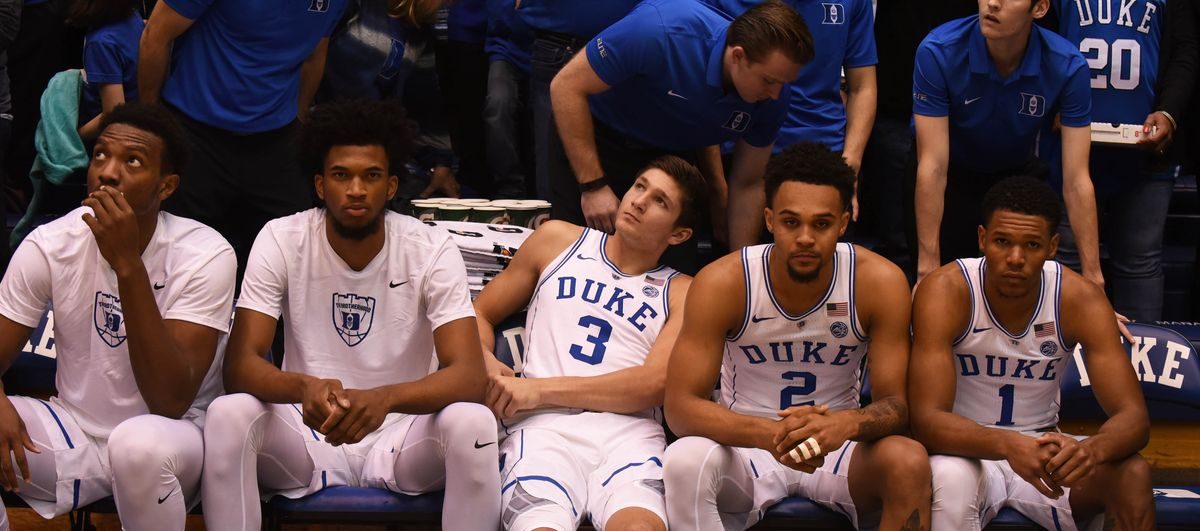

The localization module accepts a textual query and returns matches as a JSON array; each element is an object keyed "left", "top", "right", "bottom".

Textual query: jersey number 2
[
  {"left": 780, "top": 371, "right": 817, "bottom": 409},
  {"left": 569, "top": 315, "right": 612, "bottom": 365}
]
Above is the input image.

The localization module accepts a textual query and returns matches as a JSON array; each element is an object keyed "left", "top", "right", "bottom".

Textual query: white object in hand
[{"left": 1090, "top": 123, "right": 1155, "bottom": 145}]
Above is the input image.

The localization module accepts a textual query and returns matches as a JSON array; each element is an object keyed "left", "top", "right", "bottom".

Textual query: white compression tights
[
  {"left": 0, "top": 397, "right": 202, "bottom": 531},
  {"left": 201, "top": 394, "right": 500, "bottom": 531}
]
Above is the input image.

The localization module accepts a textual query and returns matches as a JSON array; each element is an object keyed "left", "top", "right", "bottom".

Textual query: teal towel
[{"left": 12, "top": 69, "right": 88, "bottom": 247}]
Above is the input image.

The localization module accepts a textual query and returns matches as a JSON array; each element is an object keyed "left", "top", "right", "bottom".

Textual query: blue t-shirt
[
  {"left": 515, "top": 0, "right": 639, "bottom": 38},
  {"left": 708, "top": 0, "right": 877, "bottom": 151},
  {"left": 913, "top": 16, "right": 1092, "bottom": 172},
  {"left": 585, "top": 0, "right": 790, "bottom": 151},
  {"left": 486, "top": 0, "right": 532, "bottom": 73},
  {"left": 449, "top": 0, "right": 487, "bottom": 44},
  {"left": 1045, "top": 0, "right": 1163, "bottom": 195},
  {"left": 162, "top": 0, "right": 347, "bottom": 133},
  {"left": 81, "top": 11, "right": 144, "bottom": 124}
]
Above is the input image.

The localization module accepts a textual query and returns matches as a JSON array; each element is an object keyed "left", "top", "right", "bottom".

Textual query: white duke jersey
[
  {"left": 721, "top": 243, "right": 869, "bottom": 417},
  {"left": 951, "top": 258, "right": 1072, "bottom": 432},
  {"left": 0, "top": 208, "right": 236, "bottom": 438},
  {"left": 237, "top": 209, "right": 475, "bottom": 391},
  {"left": 521, "top": 229, "right": 678, "bottom": 415}
]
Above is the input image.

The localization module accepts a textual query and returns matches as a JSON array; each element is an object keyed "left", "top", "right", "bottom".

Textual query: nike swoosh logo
[
  {"left": 157, "top": 486, "right": 176, "bottom": 504},
  {"left": 972, "top": 327, "right": 992, "bottom": 333},
  {"left": 474, "top": 440, "right": 495, "bottom": 449},
  {"left": 389, "top": 280, "right": 409, "bottom": 288},
  {"left": 576, "top": 254, "right": 597, "bottom": 261},
  {"left": 667, "top": 90, "right": 688, "bottom": 100},
  {"left": 751, "top": 315, "right": 775, "bottom": 323},
  {"left": 965, "top": 97, "right": 982, "bottom": 105},
  {"left": 153, "top": 282, "right": 166, "bottom": 290}
]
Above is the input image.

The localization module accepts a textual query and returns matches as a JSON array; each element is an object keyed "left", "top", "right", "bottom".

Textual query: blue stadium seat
[
  {"left": 1061, "top": 322, "right": 1200, "bottom": 422},
  {"left": 264, "top": 487, "right": 442, "bottom": 529},
  {"left": 2, "top": 307, "right": 57, "bottom": 396},
  {"left": 263, "top": 311, "right": 530, "bottom": 528}
]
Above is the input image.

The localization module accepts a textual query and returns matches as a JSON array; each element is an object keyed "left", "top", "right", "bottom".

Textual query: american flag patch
[
  {"left": 826, "top": 302, "right": 848, "bottom": 317},
  {"left": 645, "top": 276, "right": 664, "bottom": 287},
  {"left": 1034, "top": 322, "right": 1056, "bottom": 338}
]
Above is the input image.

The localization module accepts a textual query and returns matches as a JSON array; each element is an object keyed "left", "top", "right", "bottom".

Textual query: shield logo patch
[
  {"left": 332, "top": 293, "right": 377, "bottom": 347},
  {"left": 94, "top": 292, "right": 127, "bottom": 348}
]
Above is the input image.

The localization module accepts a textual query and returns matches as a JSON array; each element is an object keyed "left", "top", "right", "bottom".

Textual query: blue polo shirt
[
  {"left": 449, "top": 0, "right": 487, "bottom": 44},
  {"left": 515, "top": 0, "right": 639, "bottom": 38},
  {"left": 487, "top": 0, "right": 532, "bottom": 73},
  {"left": 81, "top": 11, "right": 144, "bottom": 124},
  {"left": 162, "top": 0, "right": 346, "bottom": 133},
  {"left": 708, "top": 0, "right": 877, "bottom": 151},
  {"left": 913, "top": 16, "right": 1091, "bottom": 172},
  {"left": 584, "top": 0, "right": 789, "bottom": 152}
]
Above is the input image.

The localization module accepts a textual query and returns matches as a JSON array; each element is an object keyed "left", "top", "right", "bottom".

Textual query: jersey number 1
[
  {"left": 997, "top": 384, "right": 1016, "bottom": 427},
  {"left": 569, "top": 315, "right": 612, "bottom": 365}
]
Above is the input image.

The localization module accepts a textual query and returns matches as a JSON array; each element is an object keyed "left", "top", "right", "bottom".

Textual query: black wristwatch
[{"left": 578, "top": 176, "right": 610, "bottom": 193}]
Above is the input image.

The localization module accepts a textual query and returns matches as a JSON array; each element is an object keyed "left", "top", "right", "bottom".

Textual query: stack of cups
[{"left": 410, "top": 198, "right": 552, "bottom": 228}]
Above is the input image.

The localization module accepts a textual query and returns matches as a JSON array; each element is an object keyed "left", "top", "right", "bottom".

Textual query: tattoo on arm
[
  {"left": 854, "top": 396, "right": 908, "bottom": 441},
  {"left": 900, "top": 509, "right": 925, "bottom": 531}
]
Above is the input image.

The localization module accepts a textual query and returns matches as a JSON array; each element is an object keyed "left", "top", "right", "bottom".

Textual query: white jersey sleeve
[
  {"left": 0, "top": 237, "right": 54, "bottom": 328},
  {"left": 419, "top": 237, "right": 475, "bottom": 330},
  {"left": 237, "top": 221, "right": 290, "bottom": 319},
  {"left": 163, "top": 241, "right": 237, "bottom": 333}
]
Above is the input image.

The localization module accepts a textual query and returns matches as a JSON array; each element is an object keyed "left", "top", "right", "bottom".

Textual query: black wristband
[{"left": 578, "top": 176, "right": 610, "bottom": 193}]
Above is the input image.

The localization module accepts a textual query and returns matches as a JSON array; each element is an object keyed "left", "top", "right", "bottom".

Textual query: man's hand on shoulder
[
  {"left": 485, "top": 374, "right": 542, "bottom": 419},
  {"left": 581, "top": 185, "right": 619, "bottom": 235},
  {"left": 321, "top": 388, "right": 392, "bottom": 446},
  {"left": 0, "top": 397, "right": 38, "bottom": 492},
  {"left": 81, "top": 186, "right": 142, "bottom": 275},
  {"left": 1002, "top": 431, "right": 1064, "bottom": 499}
]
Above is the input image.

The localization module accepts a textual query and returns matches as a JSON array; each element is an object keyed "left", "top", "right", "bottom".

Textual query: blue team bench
[{"left": 6, "top": 313, "right": 1200, "bottom": 529}]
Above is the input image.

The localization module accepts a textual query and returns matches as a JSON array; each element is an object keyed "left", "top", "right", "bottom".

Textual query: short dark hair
[
  {"left": 638, "top": 155, "right": 708, "bottom": 230},
  {"left": 299, "top": 100, "right": 415, "bottom": 178},
  {"left": 99, "top": 102, "right": 190, "bottom": 176},
  {"left": 67, "top": 0, "right": 135, "bottom": 29},
  {"left": 981, "top": 176, "right": 1062, "bottom": 232},
  {"left": 726, "top": 0, "right": 815, "bottom": 66},
  {"left": 764, "top": 142, "right": 855, "bottom": 211}
]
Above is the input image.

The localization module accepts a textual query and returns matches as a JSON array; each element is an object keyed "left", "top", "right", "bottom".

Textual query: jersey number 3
[{"left": 570, "top": 315, "right": 612, "bottom": 365}]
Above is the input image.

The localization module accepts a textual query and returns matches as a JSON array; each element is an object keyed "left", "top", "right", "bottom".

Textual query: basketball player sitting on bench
[
  {"left": 200, "top": 100, "right": 501, "bottom": 531},
  {"left": 910, "top": 176, "right": 1152, "bottom": 531},
  {"left": 0, "top": 103, "right": 236, "bottom": 531},
  {"left": 472, "top": 156, "right": 706, "bottom": 531},
  {"left": 662, "top": 142, "right": 930, "bottom": 531}
]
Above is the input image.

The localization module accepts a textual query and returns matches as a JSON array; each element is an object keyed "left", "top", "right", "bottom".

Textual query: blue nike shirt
[
  {"left": 708, "top": 0, "right": 877, "bottom": 151},
  {"left": 81, "top": 11, "right": 144, "bottom": 124},
  {"left": 585, "top": 0, "right": 790, "bottom": 152},
  {"left": 913, "top": 16, "right": 1092, "bottom": 172},
  {"left": 515, "top": 0, "right": 639, "bottom": 38},
  {"left": 162, "top": 0, "right": 346, "bottom": 133}
]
